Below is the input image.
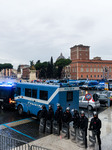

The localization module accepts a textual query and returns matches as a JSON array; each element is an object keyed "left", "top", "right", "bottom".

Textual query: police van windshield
[{"left": 0, "top": 87, "right": 14, "bottom": 98}]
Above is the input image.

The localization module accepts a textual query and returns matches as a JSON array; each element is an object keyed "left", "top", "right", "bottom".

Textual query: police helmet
[
  {"left": 80, "top": 110, "right": 85, "bottom": 115},
  {"left": 71, "top": 109, "right": 75, "bottom": 112},
  {"left": 66, "top": 107, "right": 70, "bottom": 111},
  {"left": 93, "top": 111, "right": 98, "bottom": 117},
  {"left": 57, "top": 103, "right": 61, "bottom": 107}
]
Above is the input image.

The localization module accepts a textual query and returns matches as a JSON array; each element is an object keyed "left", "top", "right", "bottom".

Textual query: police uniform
[
  {"left": 89, "top": 112, "right": 102, "bottom": 150},
  {"left": 54, "top": 105, "right": 63, "bottom": 135},
  {"left": 79, "top": 111, "right": 88, "bottom": 149},
  {"left": 62, "top": 108, "right": 72, "bottom": 139},
  {"left": 39, "top": 105, "right": 47, "bottom": 133}
]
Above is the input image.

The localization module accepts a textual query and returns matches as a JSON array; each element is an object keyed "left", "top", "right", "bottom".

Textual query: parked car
[
  {"left": 97, "top": 90, "right": 112, "bottom": 105},
  {"left": 79, "top": 96, "right": 100, "bottom": 110},
  {"left": 97, "top": 94, "right": 108, "bottom": 105}
]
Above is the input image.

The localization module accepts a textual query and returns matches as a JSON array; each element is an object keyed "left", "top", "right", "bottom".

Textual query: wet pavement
[{"left": 0, "top": 109, "right": 49, "bottom": 143}]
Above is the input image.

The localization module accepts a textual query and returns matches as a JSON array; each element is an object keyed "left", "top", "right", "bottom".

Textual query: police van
[
  {"left": 14, "top": 82, "right": 79, "bottom": 117},
  {"left": 0, "top": 82, "right": 16, "bottom": 109}
]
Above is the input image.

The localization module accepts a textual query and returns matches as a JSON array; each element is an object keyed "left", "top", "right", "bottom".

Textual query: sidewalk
[{"left": 29, "top": 107, "right": 112, "bottom": 150}]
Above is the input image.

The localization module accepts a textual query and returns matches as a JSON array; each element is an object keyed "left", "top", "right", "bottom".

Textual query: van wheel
[
  {"left": 87, "top": 105, "right": 93, "bottom": 111},
  {"left": 18, "top": 105, "right": 23, "bottom": 115}
]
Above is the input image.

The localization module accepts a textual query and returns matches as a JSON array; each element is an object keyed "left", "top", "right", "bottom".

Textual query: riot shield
[
  {"left": 39, "top": 118, "right": 46, "bottom": 133},
  {"left": 61, "top": 123, "right": 70, "bottom": 139},
  {"left": 71, "top": 127, "right": 79, "bottom": 141},
  {"left": 46, "top": 120, "right": 52, "bottom": 134},
  {"left": 77, "top": 129, "right": 84, "bottom": 141},
  {"left": 53, "top": 120, "right": 60, "bottom": 135},
  {"left": 89, "top": 130, "right": 96, "bottom": 145}
]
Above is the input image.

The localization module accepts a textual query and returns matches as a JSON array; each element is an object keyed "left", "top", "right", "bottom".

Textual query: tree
[
  {"left": 55, "top": 59, "right": 71, "bottom": 79},
  {"left": 0, "top": 63, "right": 13, "bottom": 71}
]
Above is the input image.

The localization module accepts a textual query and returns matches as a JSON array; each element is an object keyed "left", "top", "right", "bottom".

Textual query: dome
[{"left": 56, "top": 53, "right": 65, "bottom": 61}]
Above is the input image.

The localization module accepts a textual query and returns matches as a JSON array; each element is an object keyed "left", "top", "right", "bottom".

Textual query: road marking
[
  {"left": 0, "top": 118, "right": 34, "bottom": 126},
  {"left": 3, "top": 124, "right": 36, "bottom": 140}
]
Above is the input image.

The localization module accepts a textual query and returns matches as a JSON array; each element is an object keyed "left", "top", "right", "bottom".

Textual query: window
[
  {"left": 94, "top": 68, "right": 96, "bottom": 72},
  {"left": 87, "top": 75, "right": 88, "bottom": 78},
  {"left": 91, "top": 75, "right": 92, "bottom": 78},
  {"left": 32, "top": 89, "right": 37, "bottom": 98},
  {"left": 90, "top": 68, "right": 92, "bottom": 72},
  {"left": 86, "top": 68, "right": 89, "bottom": 72},
  {"left": 81, "top": 75, "right": 83, "bottom": 78},
  {"left": 97, "top": 75, "right": 99, "bottom": 78},
  {"left": 67, "top": 91, "right": 73, "bottom": 101},
  {"left": 101, "top": 68, "right": 103, "bottom": 72},
  {"left": 73, "top": 68, "right": 74, "bottom": 72},
  {"left": 40, "top": 90, "right": 48, "bottom": 100},
  {"left": 16, "top": 87, "right": 21, "bottom": 96},
  {"left": 81, "top": 68, "right": 83, "bottom": 72},
  {"left": 25, "top": 88, "right": 31, "bottom": 97},
  {"left": 94, "top": 75, "right": 96, "bottom": 77}
]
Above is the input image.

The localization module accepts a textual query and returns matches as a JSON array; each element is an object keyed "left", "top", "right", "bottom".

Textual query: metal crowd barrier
[
  {"left": 0, "top": 134, "right": 30, "bottom": 150},
  {"left": 31, "top": 145, "right": 51, "bottom": 150},
  {"left": 0, "top": 134, "right": 50, "bottom": 150}
]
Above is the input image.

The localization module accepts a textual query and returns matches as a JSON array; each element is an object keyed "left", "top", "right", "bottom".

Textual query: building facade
[{"left": 70, "top": 44, "right": 112, "bottom": 80}]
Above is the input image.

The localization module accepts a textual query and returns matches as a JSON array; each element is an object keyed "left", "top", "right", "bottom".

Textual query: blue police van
[
  {"left": 0, "top": 82, "right": 16, "bottom": 109},
  {"left": 14, "top": 82, "right": 79, "bottom": 117}
]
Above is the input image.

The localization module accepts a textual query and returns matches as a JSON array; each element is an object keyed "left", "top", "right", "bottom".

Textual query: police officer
[
  {"left": 79, "top": 110, "right": 88, "bottom": 149},
  {"left": 62, "top": 107, "right": 72, "bottom": 139},
  {"left": 54, "top": 103, "right": 63, "bottom": 135},
  {"left": 39, "top": 105, "right": 47, "bottom": 133},
  {"left": 46, "top": 105, "right": 54, "bottom": 133},
  {"left": 72, "top": 109, "right": 80, "bottom": 129},
  {"left": 72, "top": 109, "right": 80, "bottom": 138},
  {"left": 47, "top": 105, "right": 54, "bottom": 121},
  {"left": 89, "top": 111, "right": 102, "bottom": 150}
]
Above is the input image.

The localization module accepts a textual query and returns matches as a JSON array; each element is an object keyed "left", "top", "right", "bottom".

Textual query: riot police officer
[
  {"left": 54, "top": 103, "right": 63, "bottom": 135},
  {"left": 72, "top": 109, "right": 80, "bottom": 138},
  {"left": 79, "top": 110, "right": 88, "bottom": 149},
  {"left": 89, "top": 111, "right": 102, "bottom": 150},
  {"left": 47, "top": 105, "right": 54, "bottom": 121},
  {"left": 46, "top": 105, "right": 54, "bottom": 133},
  {"left": 72, "top": 109, "right": 80, "bottom": 129},
  {"left": 62, "top": 107, "right": 72, "bottom": 139},
  {"left": 39, "top": 105, "right": 47, "bottom": 133}
]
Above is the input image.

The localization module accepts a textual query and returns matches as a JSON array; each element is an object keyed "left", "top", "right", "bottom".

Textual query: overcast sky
[{"left": 0, "top": 0, "right": 112, "bottom": 69}]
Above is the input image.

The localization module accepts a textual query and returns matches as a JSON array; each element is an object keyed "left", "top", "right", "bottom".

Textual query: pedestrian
[
  {"left": 89, "top": 111, "right": 102, "bottom": 150},
  {"left": 39, "top": 105, "right": 47, "bottom": 133},
  {"left": 62, "top": 107, "right": 72, "bottom": 139},
  {"left": 79, "top": 110, "right": 88, "bottom": 149},
  {"left": 46, "top": 105, "right": 54, "bottom": 133},
  {"left": 54, "top": 103, "right": 63, "bottom": 135}
]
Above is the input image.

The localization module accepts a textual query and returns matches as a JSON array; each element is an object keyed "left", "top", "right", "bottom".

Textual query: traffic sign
[{"left": 85, "top": 93, "right": 92, "bottom": 101}]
